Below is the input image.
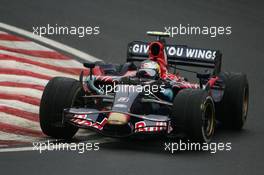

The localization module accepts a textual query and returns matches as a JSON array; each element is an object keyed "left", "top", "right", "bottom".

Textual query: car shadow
[
  {"left": 92, "top": 126, "right": 254, "bottom": 155},
  {"left": 30, "top": 124, "right": 253, "bottom": 156}
]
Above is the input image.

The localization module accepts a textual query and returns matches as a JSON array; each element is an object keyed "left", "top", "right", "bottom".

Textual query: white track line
[
  {"left": 0, "top": 74, "right": 48, "bottom": 86},
  {"left": 0, "top": 50, "right": 83, "bottom": 68},
  {"left": 0, "top": 31, "right": 8, "bottom": 34},
  {"left": 0, "top": 23, "right": 101, "bottom": 62},
  {"left": 0, "top": 100, "right": 39, "bottom": 114},
  {"left": 0, "top": 147, "right": 36, "bottom": 152},
  {"left": 0, "top": 147, "right": 35, "bottom": 152},
  {"left": 0, "top": 60, "right": 79, "bottom": 79},
  {"left": 0, "top": 40, "right": 54, "bottom": 51},
  {"left": 0, "top": 112, "right": 40, "bottom": 131},
  {"left": 0, "top": 86, "right": 43, "bottom": 99}
]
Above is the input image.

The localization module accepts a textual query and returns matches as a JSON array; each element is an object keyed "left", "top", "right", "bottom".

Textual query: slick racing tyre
[
  {"left": 216, "top": 72, "right": 249, "bottom": 130},
  {"left": 171, "top": 89, "right": 216, "bottom": 143},
  {"left": 40, "top": 77, "right": 84, "bottom": 139}
]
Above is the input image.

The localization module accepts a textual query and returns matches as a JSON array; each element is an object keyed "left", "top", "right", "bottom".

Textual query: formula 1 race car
[{"left": 39, "top": 31, "right": 249, "bottom": 143}]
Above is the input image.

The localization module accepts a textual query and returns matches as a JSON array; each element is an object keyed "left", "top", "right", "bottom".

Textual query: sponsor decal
[
  {"left": 117, "top": 97, "right": 129, "bottom": 103},
  {"left": 72, "top": 114, "right": 107, "bottom": 130},
  {"left": 135, "top": 121, "right": 167, "bottom": 132},
  {"left": 130, "top": 43, "right": 216, "bottom": 60},
  {"left": 132, "top": 43, "right": 149, "bottom": 53}
]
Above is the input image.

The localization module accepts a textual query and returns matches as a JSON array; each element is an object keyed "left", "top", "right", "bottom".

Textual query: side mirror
[
  {"left": 83, "top": 63, "right": 96, "bottom": 80},
  {"left": 83, "top": 63, "right": 95, "bottom": 69},
  {"left": 83, "top": 61, "right": 104, "bottom": 80}
]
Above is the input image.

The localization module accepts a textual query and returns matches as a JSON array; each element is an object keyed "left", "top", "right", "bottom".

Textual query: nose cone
[{"left": 107, "top": 112, "right": 130, "bottom": 125}]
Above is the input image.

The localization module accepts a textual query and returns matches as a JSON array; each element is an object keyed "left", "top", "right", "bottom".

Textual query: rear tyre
[
  {"left": 170, "top": 89, "right": 215, "bottom": 143},
  {"left": 40, "top": 77, "right": 84, "bottom": 139},
  {"left": 216, "top": 72, "right": 249, "bottom": 130}
]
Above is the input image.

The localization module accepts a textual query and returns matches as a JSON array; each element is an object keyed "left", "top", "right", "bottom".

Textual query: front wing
[{"left": 63, "top": 108, "right": 172, "bottom": 137}]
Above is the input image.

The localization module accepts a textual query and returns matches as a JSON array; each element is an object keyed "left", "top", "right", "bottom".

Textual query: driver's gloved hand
[
  {"left": 85, "top": 76, "right": 104, "bottom": 95},
  {"left": 161, "top": 88, "right": 174, "bottom": 102}
]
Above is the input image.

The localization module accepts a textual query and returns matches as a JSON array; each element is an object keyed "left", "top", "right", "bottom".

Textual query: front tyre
[
  {"left": 40, "top": 77, "right": 84, "bottom": 139},
  {"left": 171, "top": 89, "right": 216, "bottom": 143}
]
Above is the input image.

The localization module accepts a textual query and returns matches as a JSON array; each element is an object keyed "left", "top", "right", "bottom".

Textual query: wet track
[{"left": 0, "top": 0, "right": 264, "bottom": 174}]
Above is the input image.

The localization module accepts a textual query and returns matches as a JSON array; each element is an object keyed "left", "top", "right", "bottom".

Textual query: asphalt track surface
[{"left": 0, "top": 0, "right": 264, "bottom": 174}]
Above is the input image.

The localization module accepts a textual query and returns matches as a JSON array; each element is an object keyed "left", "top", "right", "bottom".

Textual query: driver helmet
[
  {"left": 137, "top": 60, "right": 161, "bottom": 79},
  {"left": 140, "top": 60, "right": 161, "bottom": 74}
]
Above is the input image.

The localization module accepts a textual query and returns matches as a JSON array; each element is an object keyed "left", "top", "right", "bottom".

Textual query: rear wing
[{"left": 127, "top": 41, "right": 222, "bottom": 75}]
